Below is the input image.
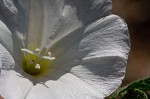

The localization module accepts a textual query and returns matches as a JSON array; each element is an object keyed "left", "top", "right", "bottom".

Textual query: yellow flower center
[{"left": 21, "top": 47, "right": 55, "bottom": 77}]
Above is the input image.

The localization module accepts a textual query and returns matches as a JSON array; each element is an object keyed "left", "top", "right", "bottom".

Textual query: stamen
[
  {"left": 21, "top": 48, "right": 55, "bottom": 77},
  {"left": 35, "top": 48, "right": 40, "bottom": 52},
  {"left": 40, "top": 47, "right": 47, "bottom": 55},
  {"left": 48, "top": 52, "right": 51, "bottom": 56},
  {"left": 42, "top": 56, "right": 56, "bottom": 60},
  {"left": 35, "top": 64, "right": 40, "bottom": 69},
  {"left": 21, "top": 48, "right": 35, "bottom": 55}
]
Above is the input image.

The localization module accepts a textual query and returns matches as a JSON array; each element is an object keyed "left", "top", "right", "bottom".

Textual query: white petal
[
  {"left": 0, "top": 21, "right": 13, "bottom": 56},
  {"left": 0, "top": 0, "right": 28, "bottom": 49},
  {"left": 0, "top": 0, "right": 29, "bottom": 64},
  {"left": 44, "top": 14, "right": 130, "bottom": 98},
  {"left": 27, "top": 0, "right": 112, "bottom": 47},
  {"left": 26, "top": 73, "right": 103, "bottom": 99},
  {"left": 0, "top": 20, "right": 23, "bottom": 64},
  {"left": 0, "top": 43, "right": 15, "bottom": 69},
  {"left": 0, "top": 70, "right": 33, "bottom": 99},
  {"left": 0, "top": 44, "right": 33, "bottom": 99},
  {"left": 22, "top": 15, "right": 129, "bottom": 99}
]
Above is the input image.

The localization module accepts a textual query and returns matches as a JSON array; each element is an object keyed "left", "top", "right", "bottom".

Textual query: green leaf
[
  {"left": 110, "top": 76, "right": 150, "bottom": 99},
  {"left": 126, "top": 78, "right": 150, "bottom": 91},
  {"left": 122, "top": 89, "right": 148, "bottom": 99}
]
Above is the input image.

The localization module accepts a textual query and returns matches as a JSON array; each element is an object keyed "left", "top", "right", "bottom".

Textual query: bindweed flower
[{"left": 0, "top": 0, "right": 130, "bottom": 99}]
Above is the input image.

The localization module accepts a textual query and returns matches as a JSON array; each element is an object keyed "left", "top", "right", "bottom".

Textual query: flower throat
[{"left": 21, "top": 47, "right": 55, "bottom": 77}]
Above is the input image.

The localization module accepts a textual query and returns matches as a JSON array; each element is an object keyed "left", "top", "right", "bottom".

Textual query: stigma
[{"left": 21, "top": 47, "right": 55, "bottom": 77}]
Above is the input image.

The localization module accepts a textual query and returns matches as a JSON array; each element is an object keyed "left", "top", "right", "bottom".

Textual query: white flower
[{"left": 0, "top": 0, "right": 130, "bottom": 99}]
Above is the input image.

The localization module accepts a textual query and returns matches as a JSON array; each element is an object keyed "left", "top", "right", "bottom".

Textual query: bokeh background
[{"left": 112, "top": 0, "right": 150, "bottom": 85}]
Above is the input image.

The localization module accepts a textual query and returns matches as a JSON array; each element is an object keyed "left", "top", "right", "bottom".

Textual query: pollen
[{"left": 21, "top": 47, "right": 55, "bottom": 77}]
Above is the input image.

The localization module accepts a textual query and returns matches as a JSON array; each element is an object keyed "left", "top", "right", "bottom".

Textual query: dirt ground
[{"left": 112, "top": 0, "right": 150, "bottom": 85}]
